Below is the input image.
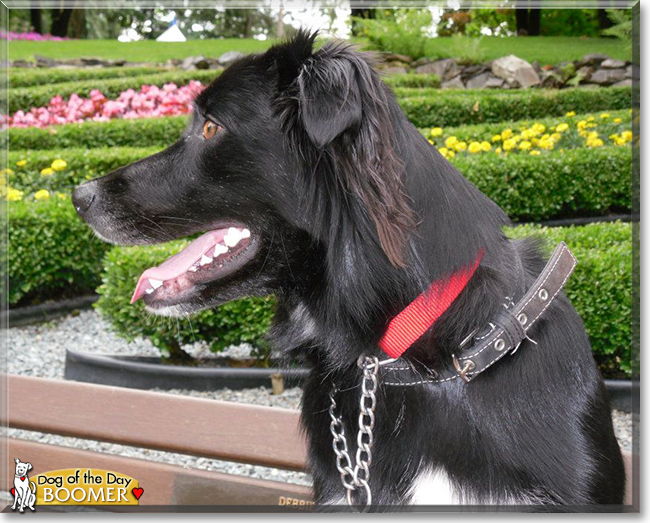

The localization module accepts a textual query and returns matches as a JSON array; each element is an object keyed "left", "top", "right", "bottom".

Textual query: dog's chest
[{"left": 409, "top": 468, "right": 460, "bottom": 505}]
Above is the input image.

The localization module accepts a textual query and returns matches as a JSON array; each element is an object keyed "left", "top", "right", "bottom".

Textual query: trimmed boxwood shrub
[
  {"left": 384, "top": 74, "right": 440, "bottom": 88},
  {"left": 9, "top": 116, "right": 189, "bottom": 150},
  {"left": 8, "top": 146, "right": 162, "bottom": 196},
  {"left": 397, "top": 86, "right": 631, "bottom": 128},
  {"left": 95, "top": 223, "right": 631, "bottom": 377},
  {"left": 8, "top": 70, "right": 219, "bottom": 113},
  {"left": 453, "top": 145, "right": 632, "bottom": 221},
  {"left": 9, "top": 66, "right": 170, "bottom": 88},
  {"left": 508, "top": 222, "right": 632, "bottom": 377},
  {"left": 95, "top": 240, "right": 275, "bottom": 357},
  {"left": 5, "top": 198, "right": 110, "bottom": 306}
]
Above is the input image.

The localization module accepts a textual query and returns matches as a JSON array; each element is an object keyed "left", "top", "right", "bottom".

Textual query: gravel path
[{"left": 5, "top": 309, "right": 633, "bottom": 490}]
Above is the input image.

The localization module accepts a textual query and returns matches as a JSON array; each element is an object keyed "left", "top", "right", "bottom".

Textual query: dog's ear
[
  {"left": 26, "top": 463, "right": 32, "bottom": 471},
  {"left": 297, "top": 58, "right": 362, "bottom": 148},
  {"left": 15, "top": 458, "right": 19, "bottom": 464},
  {"left": 276, "top": 39, "right": 415, "bottom": 268}
]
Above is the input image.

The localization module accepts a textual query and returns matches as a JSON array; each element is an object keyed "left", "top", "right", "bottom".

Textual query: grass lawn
[
  {"left": 8, "top": 38, "right": 274, "bottom": 62},
  {"left": 9, "top": 35, "right": 629, "bottom": 65},
  {"left": 422, "top": 36, "right": 630, "bottom": 65}
]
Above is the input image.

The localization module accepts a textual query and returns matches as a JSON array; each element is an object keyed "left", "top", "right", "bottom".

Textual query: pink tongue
[{"left": 131, "top": 229, "right": 228, "bottom": 304}]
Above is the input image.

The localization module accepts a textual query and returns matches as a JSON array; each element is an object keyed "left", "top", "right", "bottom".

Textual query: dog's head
[
  {"left": 14, "top": 459, "right": 32, "bottom": 476},
  {"left": 73, "top": 31, "right": 415, "bottom": 317}
]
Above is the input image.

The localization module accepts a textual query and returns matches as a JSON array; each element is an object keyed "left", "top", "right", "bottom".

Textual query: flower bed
[
  {"left": 0, "top": 30, "right": 68, "bottom": 41},
  {"left": 94, "top": 222, "right": 632, "bottom": 377}
]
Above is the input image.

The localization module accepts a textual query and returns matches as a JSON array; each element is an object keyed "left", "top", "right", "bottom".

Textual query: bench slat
[
  {"left": 2, "top": 437, "right": 313, "bottom": 508},
  {"left": 1, "top": 374, "right": 308, "bottom": 471}
]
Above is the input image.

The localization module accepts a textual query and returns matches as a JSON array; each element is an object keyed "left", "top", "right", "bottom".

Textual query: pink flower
[{"left": 6, "top": 80, "right": 207, "bottom": 129}]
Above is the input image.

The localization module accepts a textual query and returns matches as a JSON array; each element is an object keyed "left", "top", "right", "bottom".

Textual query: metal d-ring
[{"left": 452, "top": 355, "right": 475, "bottom": 383}]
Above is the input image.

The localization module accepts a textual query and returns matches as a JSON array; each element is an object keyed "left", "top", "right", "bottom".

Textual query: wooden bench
[{"left": 1, "top": 374, "right": 635, "bottom": 510}]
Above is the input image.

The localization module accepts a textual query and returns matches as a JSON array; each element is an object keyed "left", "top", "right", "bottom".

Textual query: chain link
[{"left": 329, "top": 355, "right": 380, "bottom": 511}]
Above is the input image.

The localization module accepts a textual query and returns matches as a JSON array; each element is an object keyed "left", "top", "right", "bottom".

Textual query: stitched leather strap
[{"left": 383, "top": 242, "right": 577, "bottom": 386}]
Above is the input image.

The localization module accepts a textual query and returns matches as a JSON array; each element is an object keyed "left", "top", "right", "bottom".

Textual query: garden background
[{"left": 3, "top": 4, "right": 635, "bottom": 383}]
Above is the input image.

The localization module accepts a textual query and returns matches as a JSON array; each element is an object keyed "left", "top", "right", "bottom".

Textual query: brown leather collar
[{"left": 382, "top": 242, "right": 577, "bottom": 386}]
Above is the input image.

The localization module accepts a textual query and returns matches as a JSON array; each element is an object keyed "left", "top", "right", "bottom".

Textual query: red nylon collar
[{"left": 378, "top": 252, "right": 484, "bottom": 359}]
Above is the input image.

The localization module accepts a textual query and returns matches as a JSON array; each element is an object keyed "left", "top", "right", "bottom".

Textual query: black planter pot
[
  {"left": 64, "top": 350, "right": 635, "bottom": 412},
  {"left": 64, "top": 350, "right": 310, "bottom": 392}
]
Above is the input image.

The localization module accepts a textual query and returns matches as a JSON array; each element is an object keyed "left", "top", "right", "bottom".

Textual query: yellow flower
[
  {"left": 556, "top": 123, "right": 569, "bottom": 133},
  {"left": 491, "top": 134, "right": 502, "bottom": 142},
  {"left": 600, "top": 113, "right": 610, "bottom": 119},
  {"left": 587, "top": 116, "right": 595, "bottom": 122},
  {"left": 468, "top": 142, "right": 482, "bottom": 154},
  {"left": 539, "top": 138, "right": 554, "bottom": 150},
  {"left": 532, "top": 123, "right": 546, "bottom": 134},
  {"left": 16, "top": 159, "right": 27, "bottom": 167},
  {"left": 622, "top": 131, "right": 632, "bottom": 141},
  {"left": 566, "top": 111, "right": 576, "bottom": 117},
  {"left": 447, "top": 149, "right": 455, "bottom": 159},
  {"left": 51, "top": 159, "right": 67, "bottom": 171},
  {"left": 501, "top": 128, "right": 513, "bottom": 140},
  {"left": 41, "top": 167, "right": 55, "bottom": 176},
  {"left": 495, "top": 147, "right": 502, "bottom": 154},
  {"left": 529, "top": 150, "right": 541, "bottom": 156},
  {"left": 518, "top": 140, "right": 532, "bottom": 151},
  {"left": 445, "top": 136, "right": 458, "bottom": 148},
  {"left": 439, "top": 147, "right": 449, "bottom": 157},
  {"left": 428, "top": 139, "right": 434, "bottom": 145},
  {"left": 57, "top": 192, "right": 68, "bottom": 200},
  {"left": 502, "top": 138, "right": 517, "bottom": 151},
  {"left": 454, "top": 141, "right": 467, "bottom": 152},
  {"left": 5, "top": 187, "right": 23, "bottom": 201},
  {"left": 550, "top": 132, "right": 562, "bottom": 142},
  {"left": 613, "top": 118, "right": 622, "bottom": 124},
  {"left": 521, "top": 129, "right": 534, "bottom": 140},
  {"left": 0, "top": 168, "right": 14, "bottom": 176},
  {"left": 480, "top": 141, "right": 491, "bottom": 152},
  {"left": 577, "top": 120, "right": 587, "bottom": 130},
  {"left": 430, "top": 127, "right": 443, "bottom": 138},
  {"left": 34, "top": 189, "right": 50, "bottom": 200}
]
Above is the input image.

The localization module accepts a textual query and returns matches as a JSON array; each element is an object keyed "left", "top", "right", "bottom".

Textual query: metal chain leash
[{"left": 329, "top": 355, "right": 381, "bottom": 511}]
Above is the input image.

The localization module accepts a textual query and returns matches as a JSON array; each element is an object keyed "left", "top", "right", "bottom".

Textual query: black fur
[{"left": 73, "top": 31, "right": 625, "bottom": 508}]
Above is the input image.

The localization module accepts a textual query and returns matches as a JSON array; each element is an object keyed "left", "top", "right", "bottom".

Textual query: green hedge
[
  {"left": 8, "top": 146, "right": 161, "bottom": 196},
  {"left": 9, "top": 116, "right": 189, "bottom": 150},
  {"left": 453, "top": 145, "right": 631, "bottom": 221},
  {"left": 508, "top": 222, "right": 632, "bottom": 377},
  {"left": 8, "top": 70, "right": 219, "bottom": 113},
  {"left": 9, "top": 66, "right": 170, "bottom": 88},
  {"left": 6, "top": 198, "right": 110, "bottom": 306},
  {"left": 95, "top": 241, "right": 275, "bottom": 356},
  {"left": 397, "top": 86, "right": 631, "bottom": 128},
  {"left": 7, "top": 142, "right": 632, "bottom": 222},
  {"left": 95, "top": 222, "right": 632, "bottom": 377},
  {"left": 383, "top": 74, "right": 440, "bottom": 89}
]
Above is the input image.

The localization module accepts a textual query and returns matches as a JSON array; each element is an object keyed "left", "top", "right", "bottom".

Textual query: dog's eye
[{"left": 203, "top": 120, "right": 222, "bottom": 140}]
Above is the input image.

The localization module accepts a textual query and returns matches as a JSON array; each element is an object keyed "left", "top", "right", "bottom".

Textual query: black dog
[{"left": 73, "top": 31, "right": 624, "bottom": 508}]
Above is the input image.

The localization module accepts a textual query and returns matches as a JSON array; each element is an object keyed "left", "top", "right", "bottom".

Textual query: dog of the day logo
[{"left": 9, "top": 458, "right": 143, "bottom": 508}]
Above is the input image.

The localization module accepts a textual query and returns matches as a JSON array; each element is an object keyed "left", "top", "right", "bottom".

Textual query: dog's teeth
[
  {"left": 149, "top": 279, "right": 163, "bottom": 289},
  {"left": 224, "top": 227, "right": 242, "bottom": 247},
  {"left": 145, "top": 288, "right": 154, "bottom": 294},
  {"left": 214, "top": 243, "right": 228, "bottom": 257},
  {"left": 188, "top": 264, "right": 198, "bottom": 272},
  {"left": 200, "top": 254, "right": 213, "bottom": 266},
  {"left": 241, "top": 228, "right": 251, "bottom": 239}
]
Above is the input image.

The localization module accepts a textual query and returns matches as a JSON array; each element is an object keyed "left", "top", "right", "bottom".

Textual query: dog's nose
[{"left": 72, "top": 183, "right": 97, "bottom": 216}]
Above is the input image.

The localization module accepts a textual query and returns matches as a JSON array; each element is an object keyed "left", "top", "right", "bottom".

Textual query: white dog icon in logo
[{"left": 11, "top": 458, "right": 36, "bottom": 512}]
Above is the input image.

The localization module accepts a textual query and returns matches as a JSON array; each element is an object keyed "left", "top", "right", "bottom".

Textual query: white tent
[{"left": 157, "top": 19, "right": 186, "bottom": 42}]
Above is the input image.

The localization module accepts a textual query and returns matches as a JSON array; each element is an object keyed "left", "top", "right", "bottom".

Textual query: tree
[
  {"left": 515, "top": 1, "right": 541, "bottom": 36},
  {"left": 50, "top": 7, "right": 74, "bottom": 37}
]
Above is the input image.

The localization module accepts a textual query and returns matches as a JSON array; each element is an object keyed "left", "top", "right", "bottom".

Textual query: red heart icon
[
  {"left": 10, "top": 488, "right": 15, "bottom": 497},
  {"left": 132, "top": 487, "right": 144, "bottom": 500}
]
